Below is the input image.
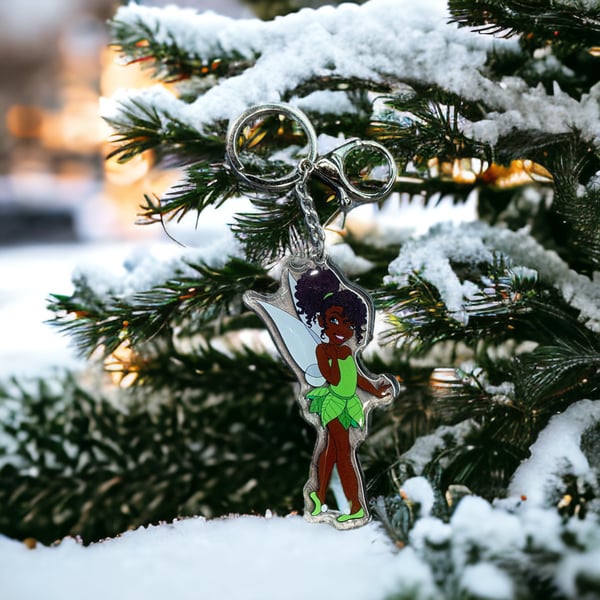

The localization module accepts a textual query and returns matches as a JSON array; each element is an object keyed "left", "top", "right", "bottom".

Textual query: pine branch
[
  {"left": 109, "top": 15, "right": 256, "bottom": 83},
  {"left": 286, "top": 75, "right": 391, "bottom": 100},
  {"left": 137, "top": 161, "right": 238, "bottom": 224},
  {"left": 544, "top": 138, "right": 600, "bottom": 271},
  {"left": 516, "top": 324, "right": 600, "bottom": 410},
  {"left": 398, "top": 362, "right": 533, "bottom": 499},
  {"left": 448, "top": 0, "right": 600, "bottom": 49},
  {"left": 47, "top": 259, "right": 269, "bottom": 359},
  {"left": 231, "top": 184, "right": 338, "bottom": 264},
  {"left": 278, "top": 83, "right": 388, "bottom": 142},
  {"left": 388, "top": 290, "right": 600, "bottom": 500},
  {"left": 0, "top": 357, "right": 312, "bottom": 544},
  {"left": 429, "top": 431, "right": 527, "bottom": 498},
  {"left": 231, "top": 195, "right": 303, "bottom": 264},
  {"left": 373, "top": 89, "right": 492, "bottom": 171},
  {"left": 104, "top": 95, "right": 225, "bottom": 165},
  {"left": 376, "top": 255, "right": 537, "bottom": 355},
  {"left": 114, "top": 335, "right": 295, "bottom": 394}
]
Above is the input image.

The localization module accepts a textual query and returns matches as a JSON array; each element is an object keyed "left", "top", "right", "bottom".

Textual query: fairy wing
[
  {"left": 244, "top": 264, "right": 325, "bottom": 388},
  {"left": 253, "top": 299, "right": 325, "bottom": 387}
]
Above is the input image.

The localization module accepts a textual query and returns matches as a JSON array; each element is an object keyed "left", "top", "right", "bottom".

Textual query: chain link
[{"left": 295, "top": 159, "right": 326, "bottom": 262}]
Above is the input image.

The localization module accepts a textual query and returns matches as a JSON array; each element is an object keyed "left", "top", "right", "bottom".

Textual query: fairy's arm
[
  {"left": 357, "top": 373, "right": 391, "bottom": 398},
  {"left": 315, "top": 344, "right": 340, "bottom": 385}
]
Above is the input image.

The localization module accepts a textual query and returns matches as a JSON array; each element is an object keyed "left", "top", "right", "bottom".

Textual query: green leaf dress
[{"left": 307, "top": 355, "right": 365, "bottom": 430}]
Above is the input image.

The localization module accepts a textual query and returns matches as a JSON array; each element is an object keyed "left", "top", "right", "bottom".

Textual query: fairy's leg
[
  {"left": 326, "top": 419, "right": 362, "bottom": 513},
  {"left": 316, "top": 429, "right": 337, "bottom": 504}
]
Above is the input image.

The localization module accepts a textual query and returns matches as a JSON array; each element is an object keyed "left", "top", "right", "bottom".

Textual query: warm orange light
[
  {"left": 480, "top": 159, "right": 553, "bottom": 187},
  {"left": 6, "top": 105, "right": 45, "bottom": 138},
  {"left": 451, "top": 157, "right": 484, "bottom": 184},
  {"left": 40, "top": 101, "right": 105, "bottom": 153},
  {"left": 429, "top": 367, "right": 461, "bottom": 387},
  {"left": 104, "top": 341, "right": 140, "bottom": 388},
  {"left": 429, "top": 157, "right": 552, "bottom": 188}
]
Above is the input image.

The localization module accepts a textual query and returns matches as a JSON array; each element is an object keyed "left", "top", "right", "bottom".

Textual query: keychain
[{"left": 226, "top": 103, "right": 401, "bottom": 529}]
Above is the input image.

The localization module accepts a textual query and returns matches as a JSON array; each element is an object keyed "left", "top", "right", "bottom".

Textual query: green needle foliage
[
  {"left": 47, "top": 258, "right": 269, "bottom": 358},
  {"left": 448, "top": 0, "right": 600, "bottom": 49},
  {"left": 137, "top": 161, "right": 238, "bottom": 225},
  {"left": 0, "top": 348, "right": 313, "bottom": 545},
  {"left": 109, "top": 14, "right": 256, "bottom": 83},
  {"left": 374, "top": 90, "right": 493, "bottom": 171},
  {"left": 104, "top": 96, "right": 226, "bottom": 166}
]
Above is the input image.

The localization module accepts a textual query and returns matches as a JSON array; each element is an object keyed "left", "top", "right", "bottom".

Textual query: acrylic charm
[
  {"left": 226, "top": 103, "right": 400, "bottom": 529},
  {"left": 244, "top": 257, "right": 399, "bottom": 528}
]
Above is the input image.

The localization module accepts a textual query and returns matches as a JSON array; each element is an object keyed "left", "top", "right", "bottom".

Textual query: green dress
[{"left": 307, "top": 355, "right": 365, "bottom": 430}]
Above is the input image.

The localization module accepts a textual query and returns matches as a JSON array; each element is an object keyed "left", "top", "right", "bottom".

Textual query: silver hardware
[
  {"left": 225, "top": 103, "right": 318, "bottom": 192},
  {"left": 225, "top": 103, "right": 397, "bottom": 260}
]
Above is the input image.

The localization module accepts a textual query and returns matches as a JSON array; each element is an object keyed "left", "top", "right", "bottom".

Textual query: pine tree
[{"left": 1, "top": 2, "right": 599, "bottom": 581}]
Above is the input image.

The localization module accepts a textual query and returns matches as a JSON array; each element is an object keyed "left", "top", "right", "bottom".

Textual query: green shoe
[
  {"left": 337, "top": 507, "right": 365, "bottom": 523},
  {"left": 309, "top": 491, "right": 323, "bottom": 516}
]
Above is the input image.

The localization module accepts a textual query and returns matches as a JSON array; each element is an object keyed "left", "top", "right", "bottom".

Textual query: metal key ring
[
  {"left": 225, "top": 103, "right": 397, "bottom": 205},
  {"left": 225, "top": 103, "right": 318, "bottom": 192}
]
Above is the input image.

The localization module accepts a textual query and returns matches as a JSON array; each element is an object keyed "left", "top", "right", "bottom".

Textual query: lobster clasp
[
  {"left": 225, "top": 103, "right": 396, "bottom": 210},
  {"left": 314, "top": 138, "right": 397, "bottom": 211}
]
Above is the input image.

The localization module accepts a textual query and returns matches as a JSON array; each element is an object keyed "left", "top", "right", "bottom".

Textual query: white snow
[
  {"left": 104, "top": 0, "right": 600, "bottom": 148},
  {"left": 508, "top": 399, "right": 600, "bottom": 506},
  {"left": 0, "top": 243, "right": 100, "bottom": 378},
  {"left": 460, "top": 562, "right": 514, "bottom": 600},
  {"left": 0, "top": 515, "right": 428, "bottom": 600},
  {"left": 451, "top": 495, "right": 527, "bottom": 562},
  {"left": 386, "top": 221, "right": 494, "bottom": 322},
  {"left": 400, "top": 476, "right": 436, "bottom": 517},
  {"left": 410, "top": 495, "right": 600, "bottom": 599},
  {"left": 557, "top": 548, "right": 600, "bottom": 599},
  {"left": 105, "top": 0, "right": 504, "bottom": 128},
  {"left": 71, "top": 200, "right": 244, "bottom": 299},
  {"left": 385, "top": 221, "right": 600, "bottom": 331}
]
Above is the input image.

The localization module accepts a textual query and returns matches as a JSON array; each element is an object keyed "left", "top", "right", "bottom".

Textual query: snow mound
[
  {"left": 1, "top": 514, "right": 435, "bottom": 600},
  {"left": 509, "top": 399, "right": 600, "bottom": 506}
]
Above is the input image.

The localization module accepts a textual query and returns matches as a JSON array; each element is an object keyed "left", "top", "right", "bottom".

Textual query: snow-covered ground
[
  {"left": 2, "top": 485, "right": 600, "bottom": 600},
  {"left": 2, "top": 515, "right": 415, "bottom": 600}
]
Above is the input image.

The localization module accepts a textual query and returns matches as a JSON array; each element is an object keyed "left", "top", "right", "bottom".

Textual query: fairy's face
[{"left": 319, "top": 305, "right": 355, "bottom": 346}]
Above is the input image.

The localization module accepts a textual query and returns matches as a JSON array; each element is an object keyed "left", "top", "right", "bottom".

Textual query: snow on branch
[
  {"left": 105, "top": 0, "right": 599, "bottom": 146},
  {"left": 386, "top": 221, "right": 600, "bottom": 331},
  {"left": 508, "top": 399, "right": 600, "bottom": 506},
  {"left": 104, "top": 1, "right": 498, "bottom": 127}
]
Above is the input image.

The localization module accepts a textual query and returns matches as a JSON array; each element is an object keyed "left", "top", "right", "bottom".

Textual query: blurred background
[
  {"left": 0, "top": 0, "right": 347, "bottom": 245},
  {"left": 0, "top": 0, "right": 247, "bottom": 245},
  {"left": 0, "top": 0, "right": 349, "bottom": 377}
]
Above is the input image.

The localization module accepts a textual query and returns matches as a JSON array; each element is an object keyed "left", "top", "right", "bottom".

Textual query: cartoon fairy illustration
[{"left": 244, "top": 256, "right": 398, "bottom": 529}]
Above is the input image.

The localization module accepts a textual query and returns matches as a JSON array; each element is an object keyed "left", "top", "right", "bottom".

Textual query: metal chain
[{"left": 295, "top": 159, "right": 326, "bottom": 262}]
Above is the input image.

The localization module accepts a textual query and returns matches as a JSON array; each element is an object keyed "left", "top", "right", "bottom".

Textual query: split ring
[{"left": 225, "top": 103, "right": 319, "bottom": 192}]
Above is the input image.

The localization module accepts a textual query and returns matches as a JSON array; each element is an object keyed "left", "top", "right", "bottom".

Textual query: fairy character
[
  {"left": 294, "top": 265, "right": 394, "bottom": 524},
  {"left": 244, "top": 257, "right": 397, "bottom": 528}
]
